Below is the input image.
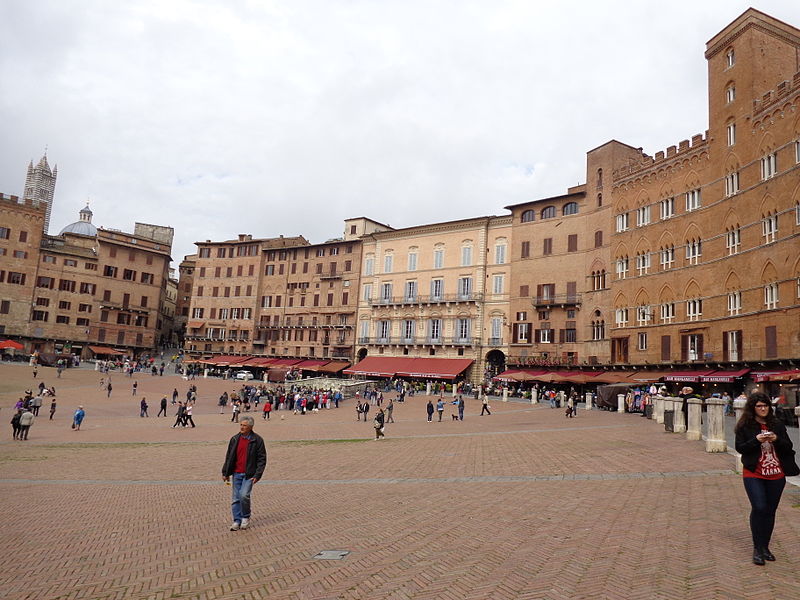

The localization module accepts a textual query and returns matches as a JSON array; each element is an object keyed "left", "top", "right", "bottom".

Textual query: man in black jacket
[{"left": 222, "top": 416, "right": 267, "bottom": 531}]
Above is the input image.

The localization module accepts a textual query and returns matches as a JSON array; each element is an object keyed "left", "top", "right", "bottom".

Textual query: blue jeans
[
  {"left": 742, "top": 476, "right": 785, "bottom": 549},
  {"left": 231, "top": 473, "right": 254, "bottom": 523}
]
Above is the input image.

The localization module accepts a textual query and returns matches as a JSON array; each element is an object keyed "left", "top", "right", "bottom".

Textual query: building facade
[
  {"left": 354, "top": 215, "right": 512, "bottom": 382},
  {"left": 0, "top": 200, "right": 173, "bottom": 356},
  {"left": 609, "top": 8, "right": 800, "bottom": 369}
]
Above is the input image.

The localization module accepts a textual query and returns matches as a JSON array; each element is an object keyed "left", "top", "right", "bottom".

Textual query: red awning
[
  {"left": 207, "top": 355, "right": 250, "bottom": 366},
  {"left": 269, "top": 358, "right": 302, "bottom": 366},
  {"left": 394, "top": 358, "right": 473, "bottom": 379},
  {"left": 343, "top": 356, "right": 402, "bottom": 377},
  {"left": 88, "top": 345, "right": 125, "bottom": 356},
  {"left": 186, "top": 321, "right": 204, "bottom": 329},
  {"left": 315, "top": 361, "right": 350, "bottom": 374},
  {"left": 344, "top": 357, "right": 473, "bottom": 380},
  {"left": 766, "top": 369, "right": 800, "bottom": 382},
  {"left": 294, "top": 360, "right": 330, "bottom": 371},
  {"left": 752, "top": 371, "right": 782, "bottom": 383},
  {"left": 662, "top": 370, "right": 716, "bottom": 383},
  {"left": 700, "top": 369, "right": 751, "bottom": 383},
  {"left": 626, "top": 371, "right": 673, "bottom": 383},
  {"left": 0, "top": 340, "right": 24, "bottom": 350},
  {"left": 237, "top": 357, "right": 275, "bottom": 367}
]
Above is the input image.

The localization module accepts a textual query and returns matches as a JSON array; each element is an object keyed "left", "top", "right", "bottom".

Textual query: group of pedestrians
[{"left": 426, "top": 396, "right": 466, "bottom": 421}]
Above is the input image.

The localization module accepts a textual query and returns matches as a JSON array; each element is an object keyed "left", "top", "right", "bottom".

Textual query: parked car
[{"left": 234, "top": 370, "right": 254, "bottom": 381}]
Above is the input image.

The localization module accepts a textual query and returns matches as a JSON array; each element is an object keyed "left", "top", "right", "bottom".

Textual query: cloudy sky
[{"left": 2, "top": 1, "right": 799, "bottom": 264}]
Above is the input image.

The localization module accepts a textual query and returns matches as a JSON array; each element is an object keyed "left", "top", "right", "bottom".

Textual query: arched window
[
  {"left": 594, "top": 230, "right": 603, "bottom": 248},
  {"left": 597, "top": 193, "right": 603, "bottom": 207},
  {"left": 541, "top": 206, "right": 556, "bottom": 219},
  {"left": 597, "top": 168, "right": 603, "bottom": 189},
  {"left": 521, "top": 210, "right": 535, "bottom": 223},
  {"left": 563, "top": 202, "right": 579, "bottom": 216}
]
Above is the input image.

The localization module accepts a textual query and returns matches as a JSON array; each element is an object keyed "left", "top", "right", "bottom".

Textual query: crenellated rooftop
[
  {"left": 612, "top": 132, "right": 708, "bottom": 184},
  {"left": 752, "top": 70, "right": 800, "bottom": 121}
]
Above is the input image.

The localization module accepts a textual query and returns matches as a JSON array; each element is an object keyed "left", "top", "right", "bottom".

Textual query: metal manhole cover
[{"left": 313, "top": 550, "right": 350, "bottom": 560}]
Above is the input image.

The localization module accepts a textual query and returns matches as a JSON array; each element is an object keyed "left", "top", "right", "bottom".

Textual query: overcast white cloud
[{"left": 2, "top": 0, "right": 799, "bottom": 263}]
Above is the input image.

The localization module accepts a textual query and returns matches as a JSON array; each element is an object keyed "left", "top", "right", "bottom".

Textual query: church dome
[{"left": 59, "top": 204, "right": 97, "bottom": 236}]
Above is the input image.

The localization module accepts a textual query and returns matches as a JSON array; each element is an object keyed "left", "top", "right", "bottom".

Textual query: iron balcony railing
[
  {"left": 532, "top": 294, "right": 582, "bottom": 307},
  {"left": 369, "top": 292, "right": 483, "bottom": 307}
]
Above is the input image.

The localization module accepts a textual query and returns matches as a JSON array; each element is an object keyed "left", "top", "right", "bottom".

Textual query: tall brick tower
[{"left": 23, "top": 153, "right": 58, "bottom": 234}]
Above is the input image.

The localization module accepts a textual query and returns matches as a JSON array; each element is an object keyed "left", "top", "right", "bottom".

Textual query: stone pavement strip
[{"left": 1, "top": 363, "right": 799, "bottom": 599}]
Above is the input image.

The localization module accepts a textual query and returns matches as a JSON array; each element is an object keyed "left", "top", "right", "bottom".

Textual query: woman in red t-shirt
[{"left": 734, "top": 392, "right": 799, "bottom": 565}]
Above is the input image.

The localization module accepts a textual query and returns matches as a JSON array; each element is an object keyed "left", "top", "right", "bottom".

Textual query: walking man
[
  {"left": 107, "top": 381, "right": 113, "bottom": 398},
  {"left": 386, "top": 398, "right": 395, "bottom": 423},
  {"left": 18, "top": 408, "right": 34, "bottom": 440},
  {"left": 222, "top": 416, "right": 267, "bottom": 531},
  {"left": 140, "top": 397, "right": 149, "bottom": 417},
  {"left": 132, "top": 381, "right": 138, "bottom": 396},
  {"left": 436, "top": 398, "right": 445, "bottom": 421},
  {"left": 480, "top": 395, "right": 491, "bottom": 416},
  {"left": 157, "top": 396, "right": 168, "bottom": 417}
]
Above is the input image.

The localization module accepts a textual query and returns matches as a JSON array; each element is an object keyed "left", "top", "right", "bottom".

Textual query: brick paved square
[{"left": 1, "top": 363, "right": 799, "bottom": 599}]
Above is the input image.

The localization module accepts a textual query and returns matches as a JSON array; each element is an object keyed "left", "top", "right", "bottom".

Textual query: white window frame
[
  {"left": 660, "top": 197, "right": 674, "bottom": 220},
  {"left": 685, "top": 240, "right": 701, "bottom": 265},
  {"left": 726, "top": 85, "right": 736, "bottom": 103},
  {"left": 363, "top": 283, "right": 372, "bottom": 302},
  {"left": 686, "top": 298, "right": 703, "bottom": 321},
  {"left": 430, "top": 278, "right": 443, "bottom": 301},
  {"left": 456, "top": 318, "right": 471, "bottom": 341},
  {"left": 458, "top": 277, "right": 472, "bottom": 299},
  {"left": 660, "top": 302, "right": 675, "bottom": 323},
  {"left": 433, "top": 248, "right": 444, "bottom": 269},
  {"left": 405, "top": 280, "right": 417, "bottom": 302},
  {"left": 539, "top": 327, "right": 552, "bottom": 343},
  {"left": 402, "top": 319, "right": 416, "bottom": 342},
  {"left": 727, "top": 330, "right": 740, "bottom": 361},
  {"left": 685, "top": 189, "right": 701, "bottom": 212},
  {"left": 660, "top": 246, "right": 674, "bottom": 270},
  {"left": 377, "top": 320, "right": 390, "bottom": 341},
  {"left": 636, "top": 205, "right": 651, "bottom": 227},
  {"left": 407, "top": 252, "right": 418, "bottom": 272},
  {"left": 636, "top": 305, "right": 651, "bottom": 326},
  {"left": 615, "top": 308, "right": 629, "bottom": 328},
  {"left": 688, "top": 334, "right": 701, "bottom": 361},
  {"left": 726, "top": 228, "right": 740, "bottom": 255},
  {"left": 383, "top": 253, "right": 393, "bottom": 274},
  {"left": 726, "top": 122, "right": 736, "bottom": 146},
  {"left": 381, "top": 282, "right": 392, "bottom": 302},
  {"left": 724, "top": 172, "right": 739, "bottom": 197},
  {"left": 635, "top": 252, "right": 651, "bottom": 276},
  {"left": 637, "top": 332, "right": 648, "bottom": 351},
  {"left": 364, "top": 257, "right": 374, "bottom": 276},
  {"left": 517, "top": 322, "right": 529, "bottom": 343},
  {"left": 429, "top": 318, "right": 441, "bottom": 342},
  {"left": 727, "top": 291, "right": 741, "bottom": 316},
  {"left": 461, "top": 245, "right": 472, "bottom": 267},
  {"left": 615, "top": 212, "right": 629, "bottom": 232},
  {"left": 764, "top": 282, "right": 779, "bottom": 309},
  {"left": 492, "top": 274, "right": 504, "bottom": 295},
  {"left": 616, "top": 256, "right": 629, "bottom": 280},
  {"left": 762, "top": 213, "right": 778, "bottom": 244},
  {"left": 761, "top": 153, "right": 777, "bottom": 180},
  {"left": 495, "top": 244, "right": 506, "bottom": 265}
]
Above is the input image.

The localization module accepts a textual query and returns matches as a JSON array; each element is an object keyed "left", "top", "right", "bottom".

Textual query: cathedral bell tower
[{"left": 23, "top": 153, "right": 58, "bottom": 234}]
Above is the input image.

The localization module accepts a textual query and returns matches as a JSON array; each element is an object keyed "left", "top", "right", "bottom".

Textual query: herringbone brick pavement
[{"left": 1, "top": 362, "right": 799, "bottom": 599}]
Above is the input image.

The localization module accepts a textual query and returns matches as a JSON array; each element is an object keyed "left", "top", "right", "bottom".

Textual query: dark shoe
[
  {"left": 752, "top": 549, "right": 765, "bottom": 565},
  {"left": 760, "top": 548, "right": 775, "bottom": 561}
]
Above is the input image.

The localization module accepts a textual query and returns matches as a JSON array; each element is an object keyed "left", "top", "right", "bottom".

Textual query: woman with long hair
[{"left": 734, "top": 391, "right": 799, "bottom": 565}]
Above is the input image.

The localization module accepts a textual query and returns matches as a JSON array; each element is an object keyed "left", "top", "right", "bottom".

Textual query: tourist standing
[
  {"left": 374, "top": 408, "right": 385, "bottom": 440},
  {"left": 426, "top": 400, "right": 434, "bottom": 422},
  {"left": 222, "top": 416, "right": 267, "bottom": 531},
  {"left": 140, "top": 397, "right": 149, "bottom": 417},
  {"left": 49, "top": 398, "right": 56, "bottom": 420},
  {"left": 735, "top": 392, "right": 799, "bottom": 565}
]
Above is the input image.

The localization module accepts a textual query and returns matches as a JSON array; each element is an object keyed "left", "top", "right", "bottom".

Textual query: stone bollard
[
  {"left": 733, "top": 396, "right": 746, "bottom": 423},
  {"left": 426, "top": 382, "right": 432, "bottom": 396},
  {"left": 686, "top": 397, "right": 703, "bottom": 441},
  {"left": 654, "top": 395, "right": 664, "bottom": 424},
  {"left": 584, "top": 391, "right": 593, "bottom": 410},
  {"left": 502, "top": 388, "right": 508, "bottom": 402},
  {"left": 672, "top": 398, "right": 686, "bottom": 433},
  {"left": 704, "top": 398, "right": 728, "bottom": 452},
  {"left": 617, "top": 393, "right": 625, "bottom": 413},
  {"left": 203, "top": 368, "right": 209, "bottom": 379},
  {"left": 531, "top": 389, "right": 538, "bottom": 404}
]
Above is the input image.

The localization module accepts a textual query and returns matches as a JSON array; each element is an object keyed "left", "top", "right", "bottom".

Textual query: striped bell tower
[{"left": 23, "top": 152, "right": 58, "bottom": 234}]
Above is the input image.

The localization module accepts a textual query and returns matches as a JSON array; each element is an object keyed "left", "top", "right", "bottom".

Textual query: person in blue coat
[{"left": 72, "top": 405, "right": 86, "bottom": 431}]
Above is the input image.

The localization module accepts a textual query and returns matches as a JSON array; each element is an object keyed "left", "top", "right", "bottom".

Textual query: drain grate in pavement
[{"left": 313, "top": 550, "right": 350, "bottom": 560}]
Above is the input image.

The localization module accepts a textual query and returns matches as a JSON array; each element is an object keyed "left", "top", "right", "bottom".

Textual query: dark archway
[
  {"left": 357, "top": 347, "right": 368, "bottom": 362},
  {"left": 485, "top": 349, "right": 506, "bottom": 379}
]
